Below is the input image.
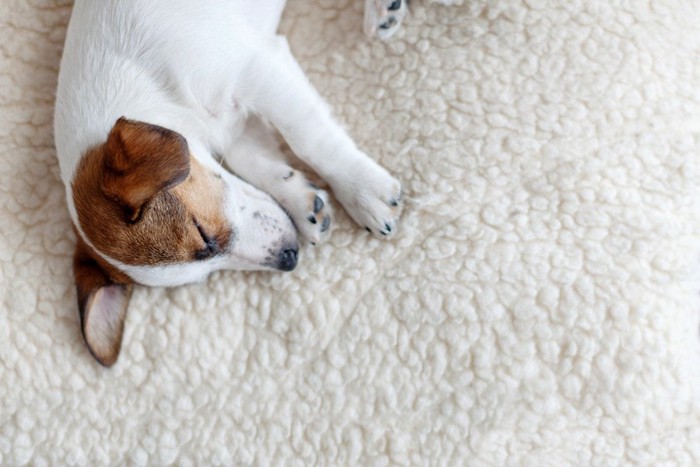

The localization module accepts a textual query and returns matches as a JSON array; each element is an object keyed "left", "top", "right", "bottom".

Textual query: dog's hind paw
[{"left": 364, "top": 0, "right": 409, "bottom": 40}]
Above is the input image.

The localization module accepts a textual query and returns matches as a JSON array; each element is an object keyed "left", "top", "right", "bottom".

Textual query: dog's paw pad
[
  {"left": 301, "top": 189, "right": 332, "bottom": 243},
  {"left": 313, "top": 195, "right": 324, "bottom": 214},
  {"left": 379, "top": 17, "right": 398, "bottom": 30},
  {"left": 321, "top": 214, "right": 331, "bottom": 232}
]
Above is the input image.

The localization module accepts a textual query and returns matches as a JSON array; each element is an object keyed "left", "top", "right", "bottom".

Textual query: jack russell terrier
[{"left": 55, "top": 0, "right": 403, "bottom": 366}]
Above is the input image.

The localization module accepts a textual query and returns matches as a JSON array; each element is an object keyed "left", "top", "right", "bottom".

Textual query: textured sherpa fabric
[{"left": 1, "top": 0, "right": 700, "bottom": 465}]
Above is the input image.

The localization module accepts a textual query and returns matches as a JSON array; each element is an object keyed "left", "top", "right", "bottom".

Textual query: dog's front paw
[
  {"left": 275, "top": 170, "right": 332, "bottom": 245},
  {"left": 333, "top": 159, "right": 403, "bottom": 238}
]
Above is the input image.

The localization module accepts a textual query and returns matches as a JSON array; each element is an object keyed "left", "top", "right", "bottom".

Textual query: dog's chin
[
  {"left": 105, "top": 248, "right": 298, "bottom": 288},
  {"left": 232, "top": 240, "right": 299, "bottom": 273}
]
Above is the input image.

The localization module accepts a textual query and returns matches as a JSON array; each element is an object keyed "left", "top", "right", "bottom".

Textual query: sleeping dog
[{"left": 54, "top": 0, "right": 403, "bottom": 366}]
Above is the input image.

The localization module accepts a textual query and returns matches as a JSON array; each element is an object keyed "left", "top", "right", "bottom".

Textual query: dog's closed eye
[{"left": 193, "top": 217, "right": 219, "bottom": 260}]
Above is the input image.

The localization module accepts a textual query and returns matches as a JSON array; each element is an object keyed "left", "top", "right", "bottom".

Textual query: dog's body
[{"left": 55, "top": 0, "right": 402, "bottom": 365}]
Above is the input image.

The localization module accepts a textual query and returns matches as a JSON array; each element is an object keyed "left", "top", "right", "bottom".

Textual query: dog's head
[{"left": 70, "top": 118, "right": 298, "bottom": 366}]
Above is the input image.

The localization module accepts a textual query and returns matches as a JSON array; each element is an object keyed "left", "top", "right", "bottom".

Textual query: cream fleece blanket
[{"left": 2, "top": 0, "right": 700, "bottom": 465}]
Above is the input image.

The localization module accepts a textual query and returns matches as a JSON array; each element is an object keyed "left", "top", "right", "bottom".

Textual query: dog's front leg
[
  {"left": 239, "top": 38, "right": 403, "bottom": 237},
  {"left": 224, "top": 117, "right": 332, "bottom": 245}
]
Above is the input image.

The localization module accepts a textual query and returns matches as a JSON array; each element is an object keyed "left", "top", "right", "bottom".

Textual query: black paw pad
[
  {"left": 308, "top": 215, "right": 317, "bottom": 224},
  {"left": 313, "top": 196, "right": 324, "bottom": 214},
  {"left": 321, "top": 216, "right": 331, "bottom": 233},
  {"left": 379, "top": 17, "right": 397, "bottom": 29},
  {"left": 388, "top": 0, "right": 402, "bottom": 11}
]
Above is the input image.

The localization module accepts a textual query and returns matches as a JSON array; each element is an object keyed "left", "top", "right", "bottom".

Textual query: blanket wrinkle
[{"left": 1, "top": 0, "right": 700, "bottom": 465}]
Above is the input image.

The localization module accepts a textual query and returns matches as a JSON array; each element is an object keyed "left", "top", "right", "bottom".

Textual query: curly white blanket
[{"left": 1, "top": 0, "right": 699, "bottom": 464}]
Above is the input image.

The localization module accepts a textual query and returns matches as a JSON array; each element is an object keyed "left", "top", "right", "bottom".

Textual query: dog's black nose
[{"left": 278, "top": 248, "right": 298, "bottom": 271}]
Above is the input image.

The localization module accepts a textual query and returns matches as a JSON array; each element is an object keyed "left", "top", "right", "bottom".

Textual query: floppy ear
[
  {"left": 103, "top": 117, "right": 191, "bottom": 222},
  {"left": 73, "top": 235, "right": 133, "bottom": 367}
]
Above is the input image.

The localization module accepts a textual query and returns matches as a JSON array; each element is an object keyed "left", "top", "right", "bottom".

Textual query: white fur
[{"left": 55, "top": 0, "right": 402, "bottom": 285}]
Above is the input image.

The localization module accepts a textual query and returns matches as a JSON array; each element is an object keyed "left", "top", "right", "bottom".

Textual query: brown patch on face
[
  {"left": 72, "top": 118, "right": 231, "bottom": 266},
  {"left": 171, "top": 156, "right": 232, "bottom": 260}
]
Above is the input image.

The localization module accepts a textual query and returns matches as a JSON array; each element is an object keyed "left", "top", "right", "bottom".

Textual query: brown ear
[
  {"left": 73, "top": 234, "right": 133, "bottom": 367},
  {"left": 103, "top": 117, "right": 190, "bottom": 222}
]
